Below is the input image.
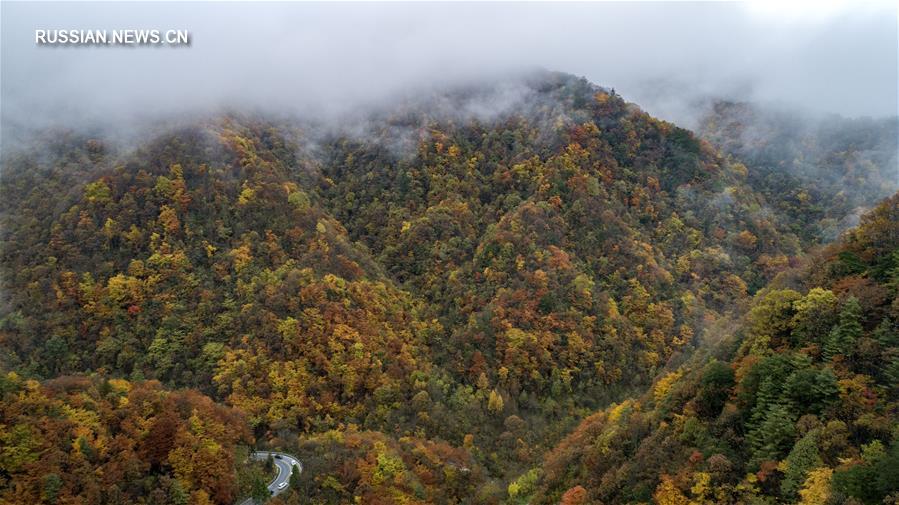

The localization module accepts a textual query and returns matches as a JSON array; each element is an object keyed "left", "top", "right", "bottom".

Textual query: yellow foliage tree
[
  {"left": 653, "top": 475, "right": 689, "bottom": 505},
  {"left": 487, "top": 389, "right": 505, "bottom": 415},
  {"left": 798, "top": 467, "right": 832, "bottom": 505}
]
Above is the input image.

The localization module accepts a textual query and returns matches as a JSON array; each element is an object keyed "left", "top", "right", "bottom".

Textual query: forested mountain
[
  {"left": 0, "top": 374, "right": 253, "bottom": 504},
  {"left": 1, "top": 71, "right": 895, "bottom": 504},
  {"left": 531, "top": 194, "right": 899, "bottom": 505},
  {"left": 697, "top": 101, "right": 898, "bottom": 242}
]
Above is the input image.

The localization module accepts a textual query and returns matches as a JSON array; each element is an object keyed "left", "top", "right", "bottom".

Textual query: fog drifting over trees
[{"left": 1, "top": 1, "right": 896, "bottom": 140}]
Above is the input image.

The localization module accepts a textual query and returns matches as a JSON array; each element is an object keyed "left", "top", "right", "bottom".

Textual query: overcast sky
[{"left": 2, "top": 1, "right": 897, "bottom": 134}]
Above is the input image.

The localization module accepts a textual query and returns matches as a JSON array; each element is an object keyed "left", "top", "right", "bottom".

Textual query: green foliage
[
  {"left": 83, "top": 180, "right": 112, "bottom": 204},
  {"left": 832, "top": 441, "right": 899, "bottom": 504},
  {"left": 531, "top": 195, "right": 899, "bottom": 505},
  {"left": 289, "top": 463, "right": 301, "bottom": 489},
  {"left": 750, "top": 404, "right": 797, "bottom": 464},
  {"left": 41, "top": 473, "right": 63, "bottom": 504},
  {"left": 782, "top": 367, "right": 839, "bottom": 415},
  {"left": 780, "top": 431, "right": 822, "bottom": 499},
  {"left": 0, "top": 422, "right": 40, "bottom": 474},
  {"left": 823, "top": 297, "right": 863, "bottom": 360},
  {"left": 745, "top": 289, "right": 802, "bottom": 352},
  {"left": 508, "top": 468, "right": 540, "bottom": 504},
  {"left": 791, "top": 287, "right": 838, "bottom": 345},
  {"left": 694, "top": 360, "right": 735, "bottom": 418},
  {"left": 250, "top": 473, "right": 270, "bottom": 502},
  {"left": 874, "top": 318, "right": 898, "bottom": 347}
]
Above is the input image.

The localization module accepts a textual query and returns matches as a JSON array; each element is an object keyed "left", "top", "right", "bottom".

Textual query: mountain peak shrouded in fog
[{"left": 2, "top": 1, "right": 896, "bottom": 140}]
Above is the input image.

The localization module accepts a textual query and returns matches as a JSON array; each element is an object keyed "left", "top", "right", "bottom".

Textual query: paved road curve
[{"left": 238, "top": 451, "right": 302, "bottom": 505}]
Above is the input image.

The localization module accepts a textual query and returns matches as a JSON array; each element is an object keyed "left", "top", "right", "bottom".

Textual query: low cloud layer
[{"left": 2, "top": 1, "right": 896, "bottom": 138}]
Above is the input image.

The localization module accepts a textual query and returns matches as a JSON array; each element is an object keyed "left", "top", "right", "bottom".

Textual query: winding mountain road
[{"left": 238, "top": 451, "right": 302, "bottom": 505}]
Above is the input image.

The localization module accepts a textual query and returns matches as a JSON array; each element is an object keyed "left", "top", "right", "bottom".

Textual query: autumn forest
[{"left": 1, "top": 70, "right": 897, "bottom": 505}]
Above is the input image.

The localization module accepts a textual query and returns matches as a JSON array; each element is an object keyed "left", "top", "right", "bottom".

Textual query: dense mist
[{"left": 2, "top": 1, "right": 897, "bottom": 142}]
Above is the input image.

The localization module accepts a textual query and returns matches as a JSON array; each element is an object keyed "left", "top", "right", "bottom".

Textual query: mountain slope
[
  {"left": 0, "top": 119, "right": 439, "bottom": 434},
  {"left": 698, "top": 100, "right": 898, "bottom": 242},
  {"left": 0, "top": 374, "right": 254, "bottom": 504},
  {"left": 315, "top": 73, "right": 802, "bottom": 398},
  {"left": 531, "top": 194, "right": 899, "bottom": 505}
]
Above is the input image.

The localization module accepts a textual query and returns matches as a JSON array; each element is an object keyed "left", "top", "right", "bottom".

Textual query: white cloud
[{"left": 1, "top": 1, "right": 896, "bottom": 136}]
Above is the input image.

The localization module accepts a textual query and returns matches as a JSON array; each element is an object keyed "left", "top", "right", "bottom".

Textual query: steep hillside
[
  {"left": 531, "top": 194, "right": 899, "bottom": 505},
  {"left": 698, "top": 101, "right": 898, "bottom": 242},
  {"left": 0, "top": 120, "right": 441, "bottom": 431},
  {"left": 0, "top": 374, "right": 254, "bottom": 505},
  {"left": 316, "top": 73, "right": 803, "bottom": 397}
]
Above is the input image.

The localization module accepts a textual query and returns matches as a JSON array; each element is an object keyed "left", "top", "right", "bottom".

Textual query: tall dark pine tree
[{"left": 824, "top": 297, "right": 863, "bottom": 361}]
